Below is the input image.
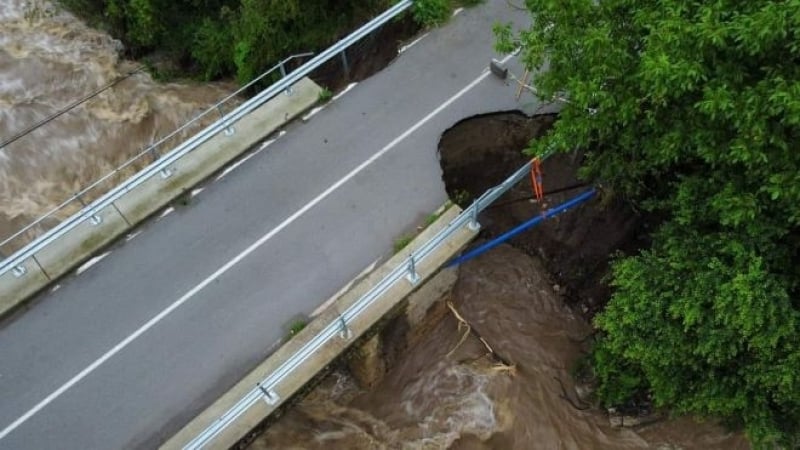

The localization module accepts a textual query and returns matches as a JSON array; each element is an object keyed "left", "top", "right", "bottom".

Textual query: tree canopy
[
  {"left": 61, "top": 0, "right": 395, "bottom": 82},
  {"left": 61, "top": 0, "right": 475, "bottom": 83},
  {"left": 497, "top": 0, "right": 800, "bottom": 446}
]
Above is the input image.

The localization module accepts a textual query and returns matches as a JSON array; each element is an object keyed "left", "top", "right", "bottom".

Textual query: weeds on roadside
[
  {"left": 287, "top": 319, "right": 307, "bottom": 339},
  {"left": 318, "top": 87, "right": 333, "bottom": 103}
]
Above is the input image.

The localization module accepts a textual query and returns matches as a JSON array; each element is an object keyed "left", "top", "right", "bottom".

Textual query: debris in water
[{"left": 445, "top": 301, "right": 516, "bottom": 375}]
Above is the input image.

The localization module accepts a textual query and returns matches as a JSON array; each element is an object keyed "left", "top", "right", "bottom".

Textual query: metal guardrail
[
  {"left": 0, "top": 52, "right": 311, "bottom": 255},
  {"left": 0, "top": 0, "right": 414, "bottom": 277},
  {"left": 183, "top": 160, "right": 534, "bottom": 449}
]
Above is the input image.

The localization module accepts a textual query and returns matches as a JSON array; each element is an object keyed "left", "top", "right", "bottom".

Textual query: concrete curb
[
  {"left": 161, "top": 203, "right": 479, "bottom": 450},
  {"left": 0, "top": 78, "right": 322, "bottom": 320}
]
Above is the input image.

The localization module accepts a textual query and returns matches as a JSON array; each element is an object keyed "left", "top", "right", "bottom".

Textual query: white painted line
[
  {"left": 75, "top": 252, "right": 111, "bottom": 276},
  {"left": 452, "top": 7, "right": 464, "bottom": 16},
  {"left": 302, "top": 105, "right": 327, "bottom": 121},
  {"left": 304, "top": 83, "right": 359, "bottom": 121},
  {"left": 191, "top": 188, "right": 204, "bottom": 198},
  {"left": 258, "top": 130, "right": 286, "bottom": 151},
  {"left": 399, "top": 33, "right": 429, "bottom": 54},
  {"left": 215, "top": 151, "right": 258, "bottom": 181},
  {"left": 332, "top": 82, "right": 358, "bottom": 101},
  {"left": 0, "top": 51, "right": 516, "bottom": 441},
  {"left": 125, "top": 231, "right": 142, "bottom": 242},
  {"left": 49, "top": 284, "right": 61, "bottom": 294},
  {"left": 159, "top": 207, "right": 175, "bottom": 219}
]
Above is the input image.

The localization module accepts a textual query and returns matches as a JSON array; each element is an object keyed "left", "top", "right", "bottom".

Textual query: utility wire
[{"left": 0, "top": 66, "right": 146, "bottom": 150}]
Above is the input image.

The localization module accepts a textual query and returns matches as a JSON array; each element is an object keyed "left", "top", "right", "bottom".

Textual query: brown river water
[
  {"left": 2, "top": 3, "right": 751, "bottom": 448},
  {"left": 254, "top": 245, "right": 749, "bottom": 449},
  {"left": 0, "top": 0, "right": 233, "bottom": 252}
]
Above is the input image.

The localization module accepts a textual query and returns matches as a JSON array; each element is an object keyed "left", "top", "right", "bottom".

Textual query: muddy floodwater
[
  {"left": 0, "top": 0, "right": 233, "bottom": 251},
  {"left": 252, "top": 245, "right": 749, "bottom": 449}
]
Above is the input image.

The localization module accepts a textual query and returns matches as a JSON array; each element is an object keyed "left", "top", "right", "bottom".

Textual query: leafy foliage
[
  {"left": 499, "top": 0, "right": 800, "bottom": 446},
  {"left": 58, "top": 0, "right": 396, "bottom": 82},
  {"left": 412, "top": 0, "right": 451, "bottom": 27}
]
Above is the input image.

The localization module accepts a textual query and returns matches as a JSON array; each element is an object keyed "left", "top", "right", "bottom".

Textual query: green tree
[
  {"left": 497, "top": 0, "right": 800, "bottom": 446},
  {"left": 412, "top": 0, "right": 451, "bottom": 27}
]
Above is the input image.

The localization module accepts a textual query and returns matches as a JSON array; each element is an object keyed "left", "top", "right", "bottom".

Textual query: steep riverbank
[
  {"left": 251, "top": 245, "right": 747, "bottom": 449},
  {"left": 248, "top": 112, "right": 748, "bottom": 448}
]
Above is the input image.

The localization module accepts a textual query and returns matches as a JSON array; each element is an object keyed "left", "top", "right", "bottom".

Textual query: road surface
[{"left": 0, "top": 2, "right": 536, "bottom": 448}]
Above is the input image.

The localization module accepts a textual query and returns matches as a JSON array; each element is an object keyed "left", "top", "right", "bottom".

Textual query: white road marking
[
  {"left": 258, "top": 130, "right": 286, "bottom": 151},
  {"left": 191, "top": 188, "right": 204, "bottom": 198},
  {"left": 304, "top": 82, "right": 359, "bottom": 121},
  {"left": 302, "top": 105, "right": 326, "bottom": 121},
  {"left": 452, "top": 7, "right": 464, "bottom": 16},
  {"left": 75, "top": 252, "right": 111, "bottom": 276},
  {"left": 399, "top": 33, "right": 429, "bottom": 54},
  {"left": 125, "top": 231, "right": 142, "bottom": 242},
  {"left": 215, "top": 151, "right": 258, "bottom": 181},
  {"left": 0, "top": 51, "right": 516, "bottom": 441},
  {"left": 159, "top": 207, "right": 175, "bottom": 219},
  {"left": 49, "top": 284, "right": 61, "bottom": 294},
  {"left": 332, "top": 82, "right": 358, "bottom": 101}
]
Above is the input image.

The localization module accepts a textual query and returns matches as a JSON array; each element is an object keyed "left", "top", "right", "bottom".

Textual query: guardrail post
[
  {"left": 406, "top": 254, "right": 420, "bottom": 284},
  {"left": 257, "top": 383, "right": 280, "bottom": 405},
  {"left": 279, "top": 63, "right": 293, "bottom": 95},
  {"left": 468, "top": 200, "right": 481, "bottom": 231},
  {"left": 340, "top": 50, "right": 350, "bottom": 78},
  {"left": 11, "top": 265, "right": 27, "bottom": 277},
  {"left": 149, "top": 146, "right": 173, "bottom": 178},
  {"left": 75, "top": 193, "right": 103, "bottom": 226},
  {"left": 216, "top": 106, "right": 235, "bottom": 136},
  {"left": 338, "top": 315, "right": 351, "bottom": 339}
]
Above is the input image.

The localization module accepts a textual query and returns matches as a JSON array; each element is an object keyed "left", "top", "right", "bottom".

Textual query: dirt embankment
[
  {"left": 438, "top": 111, "right": 645, "bottom": 318},
  {"left": 251, "top": 111, "right": 747, "bottom": 450}
]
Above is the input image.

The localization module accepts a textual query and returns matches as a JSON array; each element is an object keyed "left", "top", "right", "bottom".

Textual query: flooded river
[
  {"left": 253, "top": 245, "right": 749, "bottom": 449},
  {"left": 0, "top": 0, "right": 232, "bottom": 251},
  {"left": 2, "top": 3, "right": 752, "bottom": 448}
]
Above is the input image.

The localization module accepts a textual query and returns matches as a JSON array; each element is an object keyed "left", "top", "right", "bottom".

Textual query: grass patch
[
  {"left": 287, "top": 319, "right": 307, "bottom": 339},
  {"left": 393, "top": 235, "right": 414, "bottom": 253},
  {"left": 452, "top": 189, "right": 471, "bottom": 206},
  {"left": 318, "top": 87, "right": 333, "bottom": 104}
]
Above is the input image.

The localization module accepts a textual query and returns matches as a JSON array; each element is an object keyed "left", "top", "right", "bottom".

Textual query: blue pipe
[{"left": 445, "top": 188, "right": 598, "bottom": 267}]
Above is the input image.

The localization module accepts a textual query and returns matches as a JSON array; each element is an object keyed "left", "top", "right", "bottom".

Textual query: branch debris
[{"left": 445, "top": 301, "right": 516, "bottom": 376}]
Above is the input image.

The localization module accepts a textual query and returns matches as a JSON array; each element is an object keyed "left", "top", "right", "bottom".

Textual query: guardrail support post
[
  {"left": 279, "top": 63, "right": 293, "bottom": 95},
  {"left": 257, "top": 383, "right": 280, "bottom": 405},
  {"left": 216, "top": 106, "right": 235, "bottom": 136},
  {"left": 340, "top": 51, "right": 350, "bottom": 78},
  {"left": 468, "top": 201, "right": 480, "bottom": 231},
  {"left": 11, "top": 265, "right": 27, "bottom": 278},
  {"left": 406, "top": 254, "right": 420, "bottom": 284},
  {"left": 75, "top": 193, "right": 103, "bottom": 226},
  {"left": 338, "top": 315, "right": 351, "bottom": 339},
  {"left": 149, "top": 146, "right": 173, "bottom": 178}
]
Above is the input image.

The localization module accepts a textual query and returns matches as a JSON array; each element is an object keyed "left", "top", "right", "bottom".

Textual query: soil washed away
[
  {"left": 250, "top": 246, "right": 748, "bottom": 449},
  {"left": 249, "top": 112, "right": 749, "bottom": 449}
]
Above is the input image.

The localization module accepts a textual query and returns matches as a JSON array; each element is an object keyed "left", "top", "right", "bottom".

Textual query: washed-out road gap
[{"left": 0, "top": 1, "right": 534, "bottom": 448}]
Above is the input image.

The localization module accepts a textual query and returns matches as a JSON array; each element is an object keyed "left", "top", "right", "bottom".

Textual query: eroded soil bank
[
  {"left": 251, "top": 245, "right": 746, "bottom": 449},
  {"left": 248, "top": 112, "right": 747, "bottom": 448},
  {"left": 439, "top": 111, "right": 644, "bottom": 318}
]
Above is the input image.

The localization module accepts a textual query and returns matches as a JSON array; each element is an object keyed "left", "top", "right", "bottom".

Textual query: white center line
[{"left": 0, "top": 51, "right": 515, "bottom": 441}]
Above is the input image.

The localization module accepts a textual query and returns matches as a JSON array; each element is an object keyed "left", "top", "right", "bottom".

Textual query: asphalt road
[{"left": 0, "top": 2, "right": 536, "bottom": 448}]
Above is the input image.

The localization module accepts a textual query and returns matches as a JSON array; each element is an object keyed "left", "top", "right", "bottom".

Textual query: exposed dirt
[
  {"left": 438, "top": 111, "right": 645, "bottom": 318},
  {"left": 303, "top": 16, "right": 422, "bottom": 92}
]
